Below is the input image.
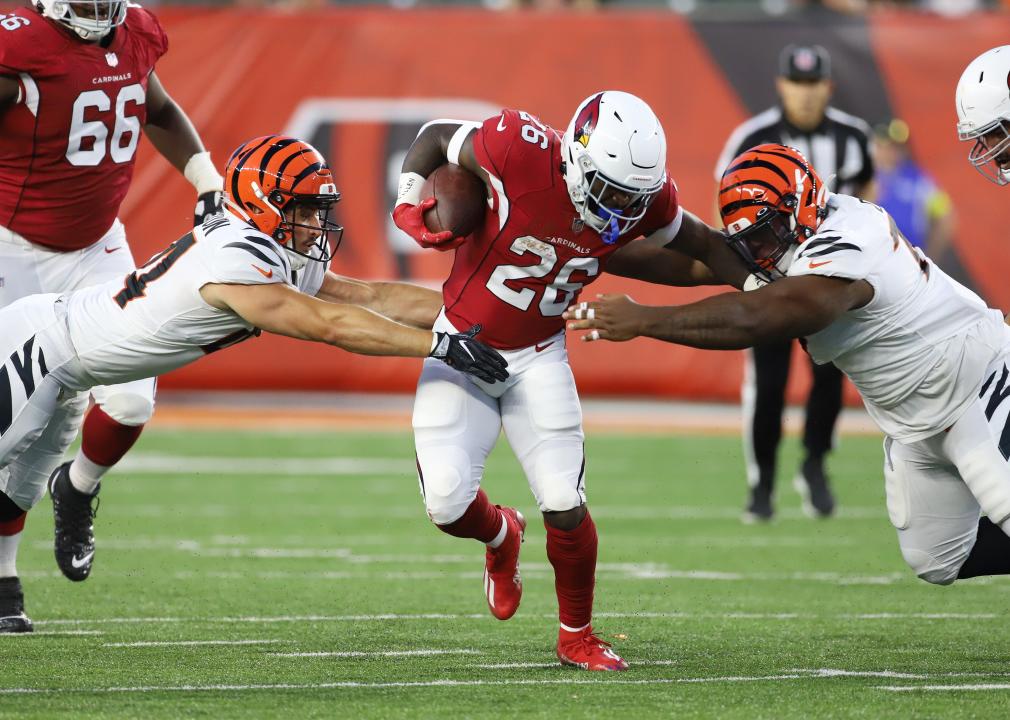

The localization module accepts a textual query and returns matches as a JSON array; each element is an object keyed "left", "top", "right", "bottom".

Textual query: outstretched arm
[
  {"left": 202, "top": 281, "right": 434, "bottom": 356},
  {"left": 563, "top": 275, "right": 874, "bottom": 350},
  {"left": 667, "top": 211, "right": 751, "bottom": 290},
  {"left": 200, "top": 282, "right": 508, "bottom": 382},
  {"left": 315, "top": 272, "right": 443, "bottom": 330},
  {"left": 605, "top": 232, "right": 717, "bottom": 287}
]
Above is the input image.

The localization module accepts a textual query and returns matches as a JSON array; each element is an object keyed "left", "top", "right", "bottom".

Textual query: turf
[{"left": 3, "top": 427, "right": 1010, "bottom": 718}]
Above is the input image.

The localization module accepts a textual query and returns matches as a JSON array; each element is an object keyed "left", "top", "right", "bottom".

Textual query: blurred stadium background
[
  {"left": 98, "top": 0, "right": 1008, "bottom": 404},
  {"left": 8, "top": 0, "right": 1010, "bottom": 715}
]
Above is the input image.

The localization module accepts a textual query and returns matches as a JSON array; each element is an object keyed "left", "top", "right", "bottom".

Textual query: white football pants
[
  {"left": 0, "top": 296, "right": 88, "bottom": 510},
  {"left": 885, "top": 346, "right": 1010, "bottom": 585},
  {"left": 0, "top": 221, "right": 155, "bottom": 426},
  {"left": 413, "top": 311, "right": 586, "bottom": 525}
]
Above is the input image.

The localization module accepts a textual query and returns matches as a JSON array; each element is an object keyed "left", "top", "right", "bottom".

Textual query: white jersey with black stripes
[
  {"left": 787, "top": 193, "right": 1008, "bottom": 441},
  {"left": 63, "top": 213, "right": 310, "bottom": 388}
]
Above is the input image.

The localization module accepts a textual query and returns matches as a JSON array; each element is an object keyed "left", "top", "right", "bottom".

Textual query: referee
[{"left": 714, "top": 44, "right": 875, "bottom": 523}]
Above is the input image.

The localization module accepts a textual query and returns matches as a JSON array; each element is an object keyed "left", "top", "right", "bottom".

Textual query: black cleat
[
  {"left": 794, "top": 458, "right": 836, "bottom": 518},
  {"left": 742, "top": 484, "right": 774, "bottom": 524},
  {"left": 0, "top": 577, "right": 33, "bottom": 633},
  {"left": 49, "top": 461, "right": 99, "bottom": 582}
]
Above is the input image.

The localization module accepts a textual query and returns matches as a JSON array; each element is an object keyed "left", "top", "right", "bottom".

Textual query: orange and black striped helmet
[
  {"left": 718, "top": 144, "right": 828, "bottom": 280},
  {"left": 224, "top": 135, "right": 342, "bottom": 264}
]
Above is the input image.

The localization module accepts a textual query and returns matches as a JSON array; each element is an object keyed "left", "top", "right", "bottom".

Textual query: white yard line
[
  {"left": 879, "top": 684, "right": 1010, "bottom": 692},
  {"left": 114, "top": 454, "right": 413, "bottom": 476},
  {"left": 36, "top": 611, "right": 1005, "bottom": 628},
  {"left": 103, "top": 639, "right": 288, "bottom": 648},
  {"left": 0, "top": 674, "right": 812, "bottom": 695},
  {"left": 1, "top": 630, "right": 104, "bottom": 637},
  {"left": 475, "top": 660, "right": 680, "bottom": 669},
  {"left": 271, "top": 649, "right": 480, "bottom": 658}
]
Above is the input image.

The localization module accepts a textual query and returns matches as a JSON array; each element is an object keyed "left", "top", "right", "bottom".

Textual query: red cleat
[
  {"left": 484, "top": 506, "right": 525, "bottom": 620},
  {"left": 557, "top": 626, "right": 629, "bottom": 671}
]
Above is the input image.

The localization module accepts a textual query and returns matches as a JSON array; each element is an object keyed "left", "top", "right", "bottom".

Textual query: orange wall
[{"left": 79, "top": 9, "right": 1010, "bottom": 401}]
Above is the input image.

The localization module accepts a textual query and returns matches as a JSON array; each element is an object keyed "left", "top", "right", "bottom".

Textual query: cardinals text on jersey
[{"left": 442, "top": 108, "right": 681, "bottom": 350}]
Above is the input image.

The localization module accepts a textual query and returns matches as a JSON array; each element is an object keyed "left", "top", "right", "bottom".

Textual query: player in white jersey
[
  {"left": 0, "top": 135, "right": 508, "bottom": 632},
  {"left": 567, "top": 143, "right": 1010, "bottom": 587}
]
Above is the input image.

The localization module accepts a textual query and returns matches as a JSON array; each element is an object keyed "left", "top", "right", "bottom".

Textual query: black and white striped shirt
[{"left": 714, "top": 106, "right": 874, "bottom": 196}]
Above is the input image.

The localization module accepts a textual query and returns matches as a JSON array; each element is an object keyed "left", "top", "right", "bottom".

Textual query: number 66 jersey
[
  {"left": 443, "top": 109, "right": 683, "bottom": 350},
  {"left": 0, "top": 4, "right": 167, "bottom": 250}
]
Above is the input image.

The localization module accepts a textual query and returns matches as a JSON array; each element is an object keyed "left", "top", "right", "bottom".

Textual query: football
[{"left": 421, "top": 164, "right": 487, "bottom": 238}]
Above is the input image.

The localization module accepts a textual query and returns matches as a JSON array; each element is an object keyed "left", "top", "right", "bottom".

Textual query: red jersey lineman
[
  {"left": 0, "top": 0, "right": 225, "bottom": 633},
  {"left": 394, "top": 91, "right": 750, "bottom": 670}
]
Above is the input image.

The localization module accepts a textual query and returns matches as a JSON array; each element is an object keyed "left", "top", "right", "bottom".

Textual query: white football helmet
[
  {"left": 562, "top": 91, "right": 667, "bottom": 243},
  {"left": 956, "top": 46, "right": 1010, "bottom": 185},
  {"left": 35, "top": 0, "right": 127, "bottom": 41}
]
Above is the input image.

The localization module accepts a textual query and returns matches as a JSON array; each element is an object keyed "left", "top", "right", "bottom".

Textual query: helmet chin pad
[{"left": 39, "top": 0, "right": 127, "bottom": 40}]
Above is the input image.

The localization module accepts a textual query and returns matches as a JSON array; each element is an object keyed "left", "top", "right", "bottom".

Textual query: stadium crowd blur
[{"left": 163, "top": 0, "right": 1008, "bottom": 16}]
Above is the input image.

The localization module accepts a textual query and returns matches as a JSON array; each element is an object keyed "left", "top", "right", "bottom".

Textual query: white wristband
[
  {"left": 397, "top": 172, "right": 426, "bottom": 207},
  {"left": 743, "top": 274, "right": 767, "bottom": 292},
  {"left": 430, "top": 331, "right": 439, "bottom": 354},
  {"left": 184, "top": 151, "right": 224, "bottom": 195}
]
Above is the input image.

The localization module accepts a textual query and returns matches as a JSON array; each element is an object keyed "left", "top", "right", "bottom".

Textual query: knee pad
[
  {"left": 902, "top": 547, "right": 961, "bottom": 586},
  {"left": 530, "top": 441, "right": 586, "bottom": 513},
  {"left": 417, "top": 446, "right": 478, "bottom": 525},
  {"left": 98, "top": 391, "right": 155, "bottom": 426}
]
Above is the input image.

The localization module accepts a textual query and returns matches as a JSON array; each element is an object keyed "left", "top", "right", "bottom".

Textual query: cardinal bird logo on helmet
[{"left": 575, "top": 93, "right": 604, "bottom": 148}]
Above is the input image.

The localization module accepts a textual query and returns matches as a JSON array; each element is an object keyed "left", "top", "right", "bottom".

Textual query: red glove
[{"left": 392, "top": 197, "right": 466, "bottom": 251}]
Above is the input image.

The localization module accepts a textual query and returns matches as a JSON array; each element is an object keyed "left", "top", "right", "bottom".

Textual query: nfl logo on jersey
[{"left": 105, "top": 52, "right": 118, "bottom": 68}]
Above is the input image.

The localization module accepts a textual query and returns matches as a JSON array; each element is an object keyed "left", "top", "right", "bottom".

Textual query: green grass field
[{"left": 4, "top": 427, "right": 1010, "bottom": 718}]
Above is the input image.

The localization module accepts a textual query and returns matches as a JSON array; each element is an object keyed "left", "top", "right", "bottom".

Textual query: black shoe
[
  {"left": 0, "top": 577, "right": 33, "bottom": 633},
  {"left": 794, "top": 458, "right": 836, "bottom": 518},
  {"left": 742, "top": 485, "right": 774, "bottom": 524},
  {"left": 49, "top": 461, "right": 99, "bottom": 582}
]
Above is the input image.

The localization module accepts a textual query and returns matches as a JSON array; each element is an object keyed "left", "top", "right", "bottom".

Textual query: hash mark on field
[
  {"left": 271, "top": 649, "right": 480, "bottom": 658},
  {"left": 103, "top": 639, "right": 287, "bottom": 648}
]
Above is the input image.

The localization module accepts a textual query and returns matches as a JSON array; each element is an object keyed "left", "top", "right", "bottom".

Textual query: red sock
[
  {"left": 80, "top": 405, "right": 144, "bottom": 467},
  {"left": 0, "top": 513, "right": 26, "bottom": 536},
  {"left": 436, "top": 489, "right": 502, "bottom": 544},
  {"left": 546, "top": 510, "right": 598, "bottom": 630}
]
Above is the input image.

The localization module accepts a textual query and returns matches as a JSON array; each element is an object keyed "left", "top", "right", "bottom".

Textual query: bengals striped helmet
[
  {"left": 718, "top": 143, "right": 828, "bottom": 281},
  {"left": 224, "top": 135, "right": 343, "bottom": 268}
]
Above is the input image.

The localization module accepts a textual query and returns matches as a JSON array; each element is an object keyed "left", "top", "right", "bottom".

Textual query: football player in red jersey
[
  {"left": 393, "top": 91, "right": 749, "bottom": 670},
  {"left": 0, "top": 0, "right": 224, "bottom": 603}
]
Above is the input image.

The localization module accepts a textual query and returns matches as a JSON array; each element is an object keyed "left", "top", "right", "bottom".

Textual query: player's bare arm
[
  {"left": 144, "top": 71, "right": 223, "bottom": 223},
  {"left": 200, "top": 281, "right": 436, "bottom": 357},
  {"left": 200, "top": 281, "right": 508, "bottom": 383},
  {"left": 605, "top": 234, "right": 717, "bottom": 287},
  {"left": 665, "top": 211, "right": 751, "bottom": 289},
  {"left": 314, "top": 272, "right": 443, "bottom": 329},
  {"left": 143, "top": 72, "right": 206, "bottom": 173},
  {"left": 0, "top": 75, "right": 18, "bottom": 111},
  {"left": 564, "top": 274, "right": 873, "bottom": 349}
]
